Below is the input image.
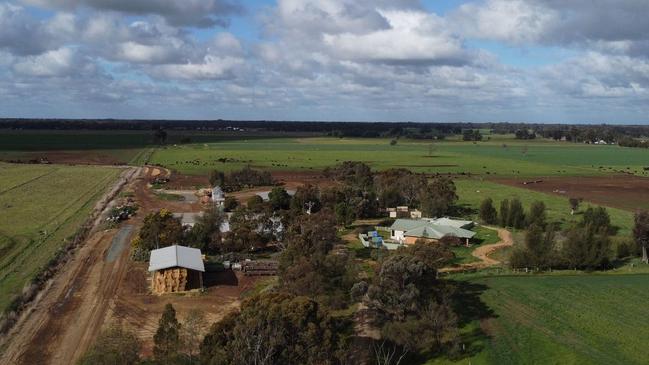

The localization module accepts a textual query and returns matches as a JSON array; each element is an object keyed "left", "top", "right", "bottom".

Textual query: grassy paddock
[
  {"left": 0, "top": 163, "right": 120, "bottom": 312},
  {"left": 455, "top": 179, "right": 634, "bottom": 235},
  {"left": 431, "top": 274, "right": 649, "bottom": 365},
  {"left": 149, "top": 137, "right": 649, "bottom": 177}
]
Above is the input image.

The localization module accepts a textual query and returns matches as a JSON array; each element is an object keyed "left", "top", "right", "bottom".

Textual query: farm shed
[{"left": 148, "top": 245, "right": 205, "bottom": 294}]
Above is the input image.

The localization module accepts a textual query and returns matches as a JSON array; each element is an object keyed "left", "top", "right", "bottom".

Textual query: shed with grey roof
[{"left": 149, "top": 245, "right": 204, "bottom": 293}]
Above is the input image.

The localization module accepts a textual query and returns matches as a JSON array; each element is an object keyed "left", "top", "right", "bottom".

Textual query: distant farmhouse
[
  {"left": 389, "top": 218, "right": 476, "bottom": 245},
  {"left": 360, "top": 217, "right": 476, "bottom": 250},
  {"left": 173, "top": 212, "right": 230, "bottom": 232},
  {"left": 173, "top": 212, "right": 201, "bottom": 228},
  {"left": 148, "top": 245, "right": 205, "bottom": 294}
]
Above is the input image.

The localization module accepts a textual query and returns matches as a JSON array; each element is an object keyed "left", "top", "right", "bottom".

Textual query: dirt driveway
[
  {"left": 470, "top": 227, "right": 514, "bottom": 267},
  {"left": 440, "top": 226, "right": 513, "bottom": 273}
]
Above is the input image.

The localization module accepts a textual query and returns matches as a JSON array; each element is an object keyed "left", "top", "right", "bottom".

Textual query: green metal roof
[
  {"left": 390, "top": 219, "right": 476, "bottom": 239},
  {"left": 390, "top": 219, "right": 427, "bottom": 231}
]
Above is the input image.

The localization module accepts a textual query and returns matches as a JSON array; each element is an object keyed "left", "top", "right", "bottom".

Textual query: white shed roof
[{"left": 148, "top": 245, "right": 205, "bottom": 272}]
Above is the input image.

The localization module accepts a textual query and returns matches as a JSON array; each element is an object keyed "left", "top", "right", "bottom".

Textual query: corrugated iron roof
[
  {"left": 148, "top": 245, "right": 205, "bottom": 272},
  {"left": 390, "top": 218, "right": 476, "bottom": 239}
]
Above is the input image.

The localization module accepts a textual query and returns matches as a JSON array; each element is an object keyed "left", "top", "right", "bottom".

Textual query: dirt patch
[
  {"left": 493, "top": 175, "right": 649, "bottom": 212},
  {"left": 137, "top": 168, "right": 203, "bottom": 213},
  {"left": 165, "top": 174, "right": 209, "bottom": 190},
  {"left": 271, "top": 170, "right": 334, "bottom": 189},
  {"left": 223, "top": 170, "right": 338, "bottom": 203},
  {"left": 113, "top": 263, "right": 259, "bottom": 357},
  {"left": 397, "top": 164, "right": 459, "bottom": 168}
]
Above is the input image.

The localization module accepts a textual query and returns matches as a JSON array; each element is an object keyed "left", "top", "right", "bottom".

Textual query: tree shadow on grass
[{"left": 448, "top": 280, "right": 496, "bottom": 359}]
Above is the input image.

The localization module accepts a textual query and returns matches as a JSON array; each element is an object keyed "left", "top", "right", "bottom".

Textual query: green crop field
[
  {"left": 149, "top": 137, "right": 649, "bottom": 177},
  {"left": 0, "top": 163, "right": 120, "bottom": 312},
  {"left": 432, "top": 274, "right": 649, "bottom": 365},
  {"left": 455, "top": 179, "right": 634, "bottom": 235}
]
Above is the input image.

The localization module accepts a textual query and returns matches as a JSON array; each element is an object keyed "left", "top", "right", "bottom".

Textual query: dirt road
[
  {"left": 470, "top": 226, "right": 513, "bottom": 267},
  {"left": 440, "top": 226, "right": 513, "bottom": 273},
  {"left": 0, "top": 166, "right": 252, "bottom": 364},
  {"left": 0, "top": 167, "right": 141, "bottom": 365}
]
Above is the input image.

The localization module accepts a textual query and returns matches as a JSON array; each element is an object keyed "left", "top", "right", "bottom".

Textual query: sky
[{"left": 1, "top": 0, "right": 648, "bottom": 123}]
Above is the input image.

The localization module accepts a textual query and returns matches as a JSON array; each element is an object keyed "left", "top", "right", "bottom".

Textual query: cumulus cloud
[
  {"left": 323, "top": 10, "right": 468, "bottom": 65},
  {"left": 451, "top": 0, "right": 556, "bottom": 44},
  {"left": 12, "top": 47, "right": 94, "bottom": 77},
  {"left": 541, "top": 52, "right": 649, "bottom": 99},
  {"left": 78, "top": 16, "right": 196, "bottom": 64},
  {"left": 22, "top": 0, "right": 243, "bottom": 28},
  {"left": 452, "top": 0, "right": 649, "bottom": 56},
  {"left": 134, "top": 30, "right": 247, "bottom": 80},
  {"left": 0, "top": 3, "right": 76, "bottom": 55},
  {"left": 153, "top": 55, "right": 244, "bottom": 80},
  {"left": 0, "top": 0, "right": 647, "bottom": 122}
]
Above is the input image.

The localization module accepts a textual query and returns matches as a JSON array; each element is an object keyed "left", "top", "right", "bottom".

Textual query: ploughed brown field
[{"left": 493, "top": 175, "right": 649, "bottom": 212}]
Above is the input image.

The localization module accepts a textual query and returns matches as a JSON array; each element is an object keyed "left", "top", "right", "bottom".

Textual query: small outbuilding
[
  {"left": 212, "top": 186, "right": 225, "bottom": 207},
  {"left": 148, "top": 245, "right": 205, "bottom": 294}
]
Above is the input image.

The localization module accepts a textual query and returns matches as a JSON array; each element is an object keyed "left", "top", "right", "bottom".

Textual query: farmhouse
[
  {"left": 389, "top": 218, "right": 476, "bottom": 245},
  {"left": 173, "top": 211, "right": 232, "bottom": 232},
  {"left": 148, "top": 245, "right": 205, "bottom": 294}
]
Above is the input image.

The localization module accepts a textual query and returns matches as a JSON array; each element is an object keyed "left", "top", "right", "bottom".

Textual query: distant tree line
[
  {"left": 618, "top": 136, "right": 649, "bottom": 149},
  {"left": 514, "top": 129, "right": 536, "bottom": 140},
  {"left": 462, "top": 129, "right": 483, "bottom": 141},
  {"left": 5, "top": 119, "right": 649, "bottom": 148}
]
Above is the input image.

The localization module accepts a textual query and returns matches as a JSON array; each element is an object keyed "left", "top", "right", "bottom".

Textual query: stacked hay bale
[{"left": 152, "top": 268, "right": 189, "bottom": 293}]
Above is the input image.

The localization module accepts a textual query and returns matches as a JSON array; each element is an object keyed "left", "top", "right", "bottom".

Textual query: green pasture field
[
  {"left": 455, "top": 179, "right": 634, "bottom": 236},
  {"left": 0, "top": 163, "right": 120, "bottom": 312},
  {"left": 0, "top": 130, "right": 317, "bottom": 166},
  {"left": 430, "top": 274, "right": 649, "bottom": 365},
  {"left": 0, "top": 130, "right": 153, "bottom": 150},
  {"left": 0, "top": 129, "right": 308, "bottom": 150},
  {"left": 149, "top": 137, "right": 649, "bottom": 177}
]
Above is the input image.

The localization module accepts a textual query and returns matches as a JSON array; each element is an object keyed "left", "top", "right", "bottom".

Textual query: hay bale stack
[{"left": 152, "top": 268, "right": 189, "bottom": 293}]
